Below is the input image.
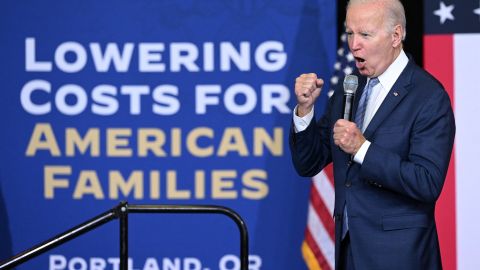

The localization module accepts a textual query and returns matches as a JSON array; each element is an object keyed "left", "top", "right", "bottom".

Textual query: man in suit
[{"left": 289, "top": 0, "right": 455, "bottom": 269}]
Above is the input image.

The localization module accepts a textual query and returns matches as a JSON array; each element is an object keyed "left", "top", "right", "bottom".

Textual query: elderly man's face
[{"left": 345, "top": 2, "right": 399, "bottom": 78}]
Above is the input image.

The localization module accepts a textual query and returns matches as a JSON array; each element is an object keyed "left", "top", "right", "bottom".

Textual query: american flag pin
[{"left": 393, "top": 92, "right": 399, "bottom": 96}]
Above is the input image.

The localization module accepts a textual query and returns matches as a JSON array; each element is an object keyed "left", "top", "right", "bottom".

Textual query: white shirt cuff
[
  {"left": 353, "top": 140, "right": 371, "bottom": 164},
  {"left": 293, "top": 105, "right": 314, "bottom": 133}
]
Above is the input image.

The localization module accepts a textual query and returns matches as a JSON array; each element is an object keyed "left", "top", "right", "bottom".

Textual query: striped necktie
[{"left": 355, "top": 77, "right": 379, "bottom": 131}]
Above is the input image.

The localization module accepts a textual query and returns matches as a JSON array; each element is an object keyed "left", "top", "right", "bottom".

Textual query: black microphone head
[{"left": 343, "top": 74, "right": 358, "bottom": 95}]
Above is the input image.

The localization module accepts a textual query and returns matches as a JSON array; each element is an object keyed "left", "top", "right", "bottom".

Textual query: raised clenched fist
[{"left": 294, "top": 73, "right": 324, "bottom": 117}]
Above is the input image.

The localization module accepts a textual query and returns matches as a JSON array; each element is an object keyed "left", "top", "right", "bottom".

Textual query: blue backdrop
[{"left": 0, "top": 1, "right": 336, "bottom": 269}]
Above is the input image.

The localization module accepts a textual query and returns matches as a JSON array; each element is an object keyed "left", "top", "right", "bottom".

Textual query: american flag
[
  {"left": 424, "top": 1, "right": 480, "bottom": 269},
  {"left": 301, "top": 33, "right": 355, "bottom": 270}
]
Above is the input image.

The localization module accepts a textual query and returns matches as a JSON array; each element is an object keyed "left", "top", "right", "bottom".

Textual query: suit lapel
[{"left": 363, "top": 60, "right": 415, "bottom": 139}]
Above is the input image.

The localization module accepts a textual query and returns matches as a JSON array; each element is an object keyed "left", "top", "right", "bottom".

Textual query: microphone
[{"left": 342, "top": 74, "right": 358, "bottom": 121}]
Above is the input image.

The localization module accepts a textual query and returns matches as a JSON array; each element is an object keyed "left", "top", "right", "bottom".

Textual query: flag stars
[
  {"left": 328, "top": 89, "right": 334, "bottom": 98},
  {"left": 434, "top": 1, "right": 455, "bottom": 24},
  {"left": 331, "top": 76, "right": 339, "bottom": 85},
  {"left": 343, "top": 66, "right": 353, "bottom": 75},
  {"left": 334, "top": 62, "right": 341, "bottom": 70},
  {"left": 474, "top": 1, "right": 480, "bottom": 19},
  {"left": 346, "top": 53, "right": 354, "bottom": 62}
]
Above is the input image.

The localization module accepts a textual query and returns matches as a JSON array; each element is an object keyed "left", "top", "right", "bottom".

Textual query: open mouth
[{"left": 355, "top": 57, "right": 365, "bottom": 63}]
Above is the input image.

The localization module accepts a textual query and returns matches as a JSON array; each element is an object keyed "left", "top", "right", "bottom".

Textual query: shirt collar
[{"left": 373, "top": 50, "right": 409, "bottom": 91}]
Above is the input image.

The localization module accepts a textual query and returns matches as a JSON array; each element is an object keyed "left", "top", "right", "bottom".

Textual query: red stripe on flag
[
  {"left": 311, "top": 184, "right": 335, "bottom": 241},
  {"left": 424, "top": 34, "right": 457, "bottom": 270},
  {"left": 323, "top": 164, "right": 334, "bottom": 186},
  {"left": 305, "top": 228, "right": 333, "bottom": 270}
]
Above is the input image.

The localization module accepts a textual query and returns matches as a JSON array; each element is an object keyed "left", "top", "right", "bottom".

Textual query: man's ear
[{"left": 392, "top": 24, "right": 403, "bottom": 48}]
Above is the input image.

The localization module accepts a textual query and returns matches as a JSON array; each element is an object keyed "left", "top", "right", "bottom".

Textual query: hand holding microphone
[{"left": 334, "top": 74, "right": 365, "bottom": 155}]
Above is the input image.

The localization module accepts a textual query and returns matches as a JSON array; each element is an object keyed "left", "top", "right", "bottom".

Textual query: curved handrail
[
  {"left": 127, "top": 204, "right": 249, "bottom": 269},
  {"left": 0, "top": 202, "right": 249, "bottom": 270}
]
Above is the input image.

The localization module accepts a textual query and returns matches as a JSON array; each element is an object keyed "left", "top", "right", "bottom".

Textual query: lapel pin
[{"left": 393, "top": 91, "right": 399, "bottom": 96}]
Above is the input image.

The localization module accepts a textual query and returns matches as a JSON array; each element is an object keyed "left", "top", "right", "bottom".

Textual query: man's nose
[{"left": 349, "top": 35, "right": 361, "bottom": 51}]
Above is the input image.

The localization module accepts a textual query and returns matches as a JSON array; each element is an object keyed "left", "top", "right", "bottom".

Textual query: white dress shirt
[{"left": 293, "top": 50, "right": 409, "bottom": 164}]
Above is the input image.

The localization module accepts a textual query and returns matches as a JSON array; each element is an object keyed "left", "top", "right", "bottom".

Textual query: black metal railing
[{"left": 0, "top": 202, "right": 249, "bottom": 270}]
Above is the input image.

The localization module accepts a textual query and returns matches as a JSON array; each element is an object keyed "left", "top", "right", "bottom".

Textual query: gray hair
[{"left": 347, "top": 0, "right": 407, "bottom": 40}]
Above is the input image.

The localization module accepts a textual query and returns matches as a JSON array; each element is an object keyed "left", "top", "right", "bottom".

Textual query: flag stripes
[
  {"left": 424, "top": 34, "right": 456, "bottom": 270},
  {"left": 302, "top": 169, "right": 336, "bottom": 270}
]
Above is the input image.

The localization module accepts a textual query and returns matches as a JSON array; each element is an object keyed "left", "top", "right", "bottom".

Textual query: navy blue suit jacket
[{"left": 290, "top": 59, "right": 455, "bottom": 270}]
